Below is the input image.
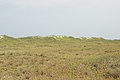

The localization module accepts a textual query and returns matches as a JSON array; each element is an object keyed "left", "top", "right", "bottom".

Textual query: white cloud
[
  {"left": 0, "top": 0, "right": 72, "bottom": 7},
  {"left": 0, "top": 0, "right": 120, "bottom": 8},
  {"left": 0, "top": 0, "right": 120, "bottom": 39}
]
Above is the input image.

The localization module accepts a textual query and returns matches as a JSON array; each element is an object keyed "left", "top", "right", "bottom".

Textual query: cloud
[
  {"left": 1, "top": 0, "right": 120, "bottom": 8},
  {"left": 0, "top": 0, "right": 72, "bottom": 7},
  {"left": 0, "top": 0, "right": 120, "bottom": 39}
]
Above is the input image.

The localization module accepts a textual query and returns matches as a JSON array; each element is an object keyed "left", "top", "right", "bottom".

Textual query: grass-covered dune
[{"left": 0, "top": 35, "right": 120, "bottom": 80}]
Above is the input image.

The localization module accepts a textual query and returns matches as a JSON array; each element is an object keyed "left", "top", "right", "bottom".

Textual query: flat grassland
[{"left": 0, "top": 35, "right": 120, "bottom": 80}]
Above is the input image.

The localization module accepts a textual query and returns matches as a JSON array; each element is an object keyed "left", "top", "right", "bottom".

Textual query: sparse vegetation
[{"left": 0, "top": 35, "right": 120, "bottom": 80}]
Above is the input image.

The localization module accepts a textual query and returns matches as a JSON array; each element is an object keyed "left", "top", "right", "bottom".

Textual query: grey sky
[{"left": 0, "top": 0, "right": 120, "bottom": 39}]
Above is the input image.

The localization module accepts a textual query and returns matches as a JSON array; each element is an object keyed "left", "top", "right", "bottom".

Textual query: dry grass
[{"left": 0, "top": 36, "right": 120, "bottom": 80}]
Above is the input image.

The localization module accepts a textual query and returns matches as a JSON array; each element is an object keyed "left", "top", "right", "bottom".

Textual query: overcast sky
[{"left": 0, "top": 0, "right": 120, "bottom": 39}]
